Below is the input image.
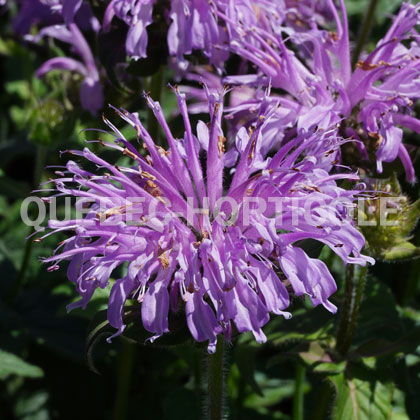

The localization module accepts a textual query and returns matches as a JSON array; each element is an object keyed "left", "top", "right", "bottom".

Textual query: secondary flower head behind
[
  {"left": 37, "top": 87, "right": 373, "bottom": 352},
  {"left": 28, "top": 23, "right": 103, "bottom": 115},
  {"left": 223, "top": 1, "right": 420, "bottom": 183},
  {"left": 103, "top": 0, "right": 229, "bottom": 68}
]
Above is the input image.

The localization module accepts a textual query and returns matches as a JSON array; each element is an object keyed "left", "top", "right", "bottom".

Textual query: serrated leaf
[
  {"left": 383, "top": 242, "right": 420, "bottom": 261},
  {"left": 244, "top": 375, "right": 295, "bottom": 409},
  {"left": 299, "top": 342, "right": 330, "bottom": 364},
  {"left": 298, "top": 342, "right": 346, "bottom": 374},
  {"left": 313, "top": 361, "right": 346, "bottom": 374},
  {"left": 402, "top": 199, "right": 420, "bottom": 237},
  {"left": 329, "top": 366, "right": 394, "bottom": 420},
  {"left": 0, "top": 349, "right": 44, "bottom": 379}
]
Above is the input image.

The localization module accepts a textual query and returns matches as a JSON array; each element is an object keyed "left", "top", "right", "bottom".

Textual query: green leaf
[
  {"left": 86, "top": 305, "right": 191, "bottom": 372},
  {"left": 329, "top": 365, "right": 394, "bottom": 420},
  {"left": 265, "top": 306, "right": 335, "bottom": 347},
  {"left": 243, "top": 374, "right": 295, "bottom": 409},
  {"left": 389, "top": 387, "right": 410, "bottom": 420},
  {"left": 14, "top": 390, "right": 49, "bottom": 420},
  {"left": 123, "top": 309, "right": 191, "bottom": 347},
  {"left": 5, "top": 80, "right": 31, "bottom": 100},
  {"left": 298, "top": 342, "right": 346, "bottom": 374},
  {"left": 350, "top": 327, "right": 420, "bottom": 360},
  {"left": 402, "top": 361, "right": 420, "bottom": 419},
  {"left": 402, "top": 199, "right": 420, "bottom": 237},
  {"left": 67, "top": 286, "right": 110, "bottom": 319},
  {"left": 383, "top": 242, "right": 420, "bottom": 261},
  {"left": 0, "top": 349, "right": 44, "bottom": 379},
  {"left": 352, "top": 280, "right": 402, "bottom": 346}
]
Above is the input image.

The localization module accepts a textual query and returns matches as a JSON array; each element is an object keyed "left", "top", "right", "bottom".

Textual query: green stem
[
  {"left": 207, "top": 337, "right": 225, "bottom": 420},
  {"left": 335, "top": 265, "right": 368, "bottom": 356},
  {"left": 293, "top": 363, "right": 305, "bottom": 420},
  {"left": 401, "top": 228, "right": 420, "bottom": 305},
  {"left": 335, "top": 265, "right": 354, "bottom": 354},
  {"left": 7, "top": 146, "right": 47, "bottom": 305},
  {"left": 112, "top": 340, "right": 136, "bottom": 420},
  {"left": 351, "top": 0, "right": 379, "bottom": 69},
  {"left": 194, "top": 348, "right": 203, "bottom": 416},
  {"left": 147, "top": 67, "right": 164, "bottom": 146},
  {"left": 311, "top": 382, "right": 333, "bottom": 420},
  {"left": 7, "top": 228, "right": 35, "bottom": 304},
  {"left": 33, "top": 146, "right": 47, "bottom": 189}
]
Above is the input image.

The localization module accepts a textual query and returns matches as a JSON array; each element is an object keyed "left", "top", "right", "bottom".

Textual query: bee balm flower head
[{"left": 39, "top": 87, "right": 373, "bottom": 352}]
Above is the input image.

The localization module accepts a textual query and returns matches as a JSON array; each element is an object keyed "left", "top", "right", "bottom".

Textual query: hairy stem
[
  {"left": 311, "top": 382, "right": 333, "bottom": 420},
  {"left": 351, "top": 0, "right": 379, "bottom": 69},
  {"left": 293, "top": 362, "right": 305, "bottom": 420},
  {"left": 112, "top": 340, "right": 136, "bottom": 420},
  {"left": 194, "top": 348, "right": 203, "bottom": 416},
  {"left": 335, "top": 265, "right": 355, "bottom": 354},
  {"left": 335, "top": 265, "right": 368, "bottom": 355},
  {"left": 207, "top": 337, "right": 225, "bottom": 420}
]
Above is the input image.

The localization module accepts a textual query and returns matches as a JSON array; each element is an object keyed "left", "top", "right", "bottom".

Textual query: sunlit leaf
[
  {"left": 329, "top": 365, "right": 393, "bottom": 420},
  {"left": 0, "top": 349, "right": 44, "bottom": 379}
]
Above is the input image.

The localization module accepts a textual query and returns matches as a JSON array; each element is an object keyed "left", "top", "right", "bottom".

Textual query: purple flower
[
  {"left": 39, "top": 88, "right": 373, "bottom": 352},
  {"left": 280, "top": 0, "right": 334, "bottom": 30},
  {"left": 103, "top": 0, "right": 156, "bottom": 60},
  {"left": 104, "top": 0, "right": 229, "bottom": 66},
  {"left": 222, "top": 1, "right": 420, "bottom": 183},
  {"left": 13, "top": 0, "right": 99, "bottom": 34},
  {"left": 167, "top": 0, "right": 228, "bottom": 68},
  {"left": 47, "top": 0, "right": 82, "bottom": 24},
  {"left": 28, "top": 23, "right": 103, "bottom": 114},
  {"left": 12, "top": 0, "right": 61, "bottom": 34},
  {"left": 13, "top": 0, "right": 103, "bottom": 113}
]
